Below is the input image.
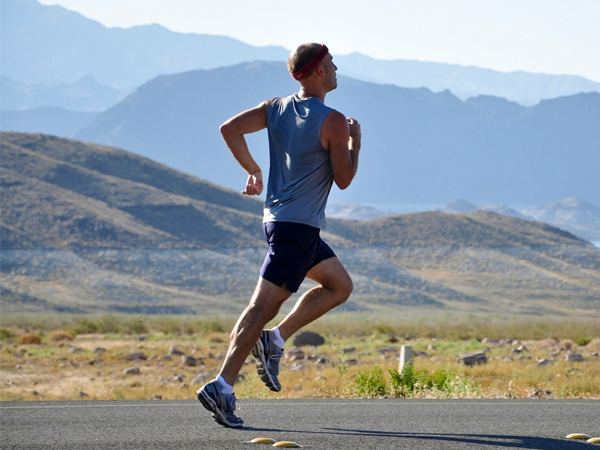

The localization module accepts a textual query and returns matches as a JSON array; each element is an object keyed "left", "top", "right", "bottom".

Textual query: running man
[{"left": 196, "top": 43, "right": 362, "bottom": 427}]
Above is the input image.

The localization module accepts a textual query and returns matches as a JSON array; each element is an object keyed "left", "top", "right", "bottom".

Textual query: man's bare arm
[
  {"left": 219, "top": 99, "right": 274, "bottom": 195},
  {"left": 322, "top": 111, "right": 362, "bottom": 190}
]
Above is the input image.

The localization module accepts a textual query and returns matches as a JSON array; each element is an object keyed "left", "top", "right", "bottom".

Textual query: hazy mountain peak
[{"left": 444, "top": 199, "right": 479, "bottom": 213}]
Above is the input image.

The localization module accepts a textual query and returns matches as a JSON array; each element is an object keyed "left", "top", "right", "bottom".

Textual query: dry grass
[
  {"left": 1, "top": 315, "right": 599, "bottom": 402},
  {"left": 17, "top": 334, "right": 42, "bottom": 345},
  {"left": 48, "top": 330, "right": 75, "bottom": 342}
]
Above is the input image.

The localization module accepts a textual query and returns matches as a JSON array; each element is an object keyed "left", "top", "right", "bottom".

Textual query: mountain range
[
  {"left": 2, "top": 133, "right": 599, "bottom": 316},
  {"left": 2, "top": 0, "right": 599, "bottom": 107},
  {"left": 73, "top": 61, "right": 600, "bottom": 207},
  {"left": 0, "top": 75, "right": 128, "bottom": 112}
]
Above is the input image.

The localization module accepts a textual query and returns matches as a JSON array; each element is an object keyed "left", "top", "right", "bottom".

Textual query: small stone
[
  {"left": 169, "top": 345, "right": 185, "bottom": 356},
  {"left": 427, "top": 344, "right": 436, "bottom": 351},
  {"left": 527, "top": 388, "right": 553, "bottom": 399},
  {"left": 291, "top": 363, "right": 304, "bottom": 371},
  {"left": 68, "top": 347, "right": 83, "bottom": 353},
  {"left": 124, "top": 367, "right": 141, "bottom": 375},
  {"left": 79, "top": 391, "right": 88, "bottom": 398},
  {"left": 173, "top": 375, "right": 184, "bottom": 382},
  {"left": 343, "top": 359, "right": 358, "bottom": 366},
  {"left": 180, "top": 383, "right": 189, "bottom": 389},
  {"left": 285, "top": 348, "right": 305, "bottom": 361},
  {"left": 32, "top": 391, "right": 39, "bottom": 396},
  {"left": 151, "top": 395, "right": 163, "bottom": 400},
  {"left": 94, "top": 347, "right": 106, "bottom": 355},
  {"left": 292, "top": 331, "right": 325, "bottom": 347},
  {"left": 537, "top": 358, "right": 554, "bottom": 367},
  {"left": 341, "top": 346, "right": 356, "bottom": 354},
  {"left": 376, "top": 347, "right": 397, "bottom": 355},
  {"left": 457, "top": 351, "right": 487, "bottom": 366},
  {"left": 181, "top": 355, "right": 199, "bottom": 366},
  {"left": 565, "top": 353, "right": 584, "bottom": 362},
  {"left": 124, "top": 352, "right": 147, "bottom": 361},
  {"left": 314, "top": 357, "right": 329, "bottom": 365},
  {"left": 160, "top": 355, "right": 172, "bottom": 361}
]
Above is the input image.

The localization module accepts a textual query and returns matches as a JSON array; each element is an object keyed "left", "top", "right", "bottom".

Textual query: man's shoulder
[{"left": 323, "top": 109, "right": 347, "bottom": 127}]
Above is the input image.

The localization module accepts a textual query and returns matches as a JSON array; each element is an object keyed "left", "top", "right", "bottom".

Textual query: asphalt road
[{"left": 1, "top": 399, "right": 599, "bottom": 449}]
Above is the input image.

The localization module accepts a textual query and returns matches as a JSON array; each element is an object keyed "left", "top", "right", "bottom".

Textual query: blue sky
[{"left": 39, "top": 0, "right": 600, "bottom": 81}]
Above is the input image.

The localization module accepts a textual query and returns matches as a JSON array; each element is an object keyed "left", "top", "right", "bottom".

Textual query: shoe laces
[{"left": 225, "top": 393, "right": 240, "bottom": 412}]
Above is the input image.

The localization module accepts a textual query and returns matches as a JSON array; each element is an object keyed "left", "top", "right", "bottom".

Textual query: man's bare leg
[
  {"left": 277, "top": 257, "right": 352, "bottom": 341},
  {"left": 218, "top": 277, "right": 292, "bottom": 386}
]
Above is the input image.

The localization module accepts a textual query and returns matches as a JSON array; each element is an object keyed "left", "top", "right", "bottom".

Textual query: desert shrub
[
  {"left": 70, "top": 318, "right": 99, "bottom": 335},
  {"left": 355, "top": 364, "right": 481, "bottom": 399},
  {"left": 197, "top": 317, "right": 226, "bottom": 334},
  {"left": 48, "top": 330, "right": 75, "bottom": 342},
  {"left": 561, "top": 339, "right": 574, "bottom": 351},
  {"left": 354, "top": 366, "right": 388, "bottom": 398},
  {"left": 123, "top": 317, "right": 148, "bottom": 334},
  {"left": 0, "top": 327, "right": 15, "bottom": 341},
  {"left": 96, "top": 315, "right": 122, "bottom": 334},
  {"left": 18, "top": 334, "right": 42, "bottom": 345},
  {"left": 574, "top": 336, "right": 592, "bottom": 347},
  {"left": 154, "top": 316, "right": 182, "bottom": 335},
  {"left": 389, "top": 364, "right": 419, "bottom": 397}
]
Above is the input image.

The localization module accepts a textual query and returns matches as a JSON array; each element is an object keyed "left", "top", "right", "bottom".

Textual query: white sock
[
  {"left": 216, "top": 375, "right": 234, "bottom": 394},
  {"left": 270, "top": 327, "right": 285, "bottom": 348}
]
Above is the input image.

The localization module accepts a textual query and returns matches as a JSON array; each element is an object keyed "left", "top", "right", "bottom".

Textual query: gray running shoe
[
  {"left": 252, "top": 330, "right": 283, "bottom": 392},
  {"left": 196, "top": 380, "right": 243, "bottom": 428}
]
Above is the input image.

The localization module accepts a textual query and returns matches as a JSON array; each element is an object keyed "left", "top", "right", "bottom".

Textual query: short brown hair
[{"left": 288, "top": 43, "right": 323, "bottom": 76}]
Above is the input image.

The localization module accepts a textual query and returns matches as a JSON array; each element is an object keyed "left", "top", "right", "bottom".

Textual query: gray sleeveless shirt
[{"left": 263, "top": 94, "right": 335, "bottom": 229}]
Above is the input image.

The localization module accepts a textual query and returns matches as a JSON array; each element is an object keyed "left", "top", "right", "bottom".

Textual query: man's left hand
[{"left": 243, "top": 170, "right": 263, "bottom": 195}]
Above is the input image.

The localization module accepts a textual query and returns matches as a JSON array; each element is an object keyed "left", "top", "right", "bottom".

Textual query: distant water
[{"left": 593, "top": 241, "right": 600, "bottom": 248}]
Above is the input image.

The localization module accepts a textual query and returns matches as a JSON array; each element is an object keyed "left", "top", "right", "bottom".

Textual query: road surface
[{"left": 2, "top": 399, "right": 599, "bottom": 449}]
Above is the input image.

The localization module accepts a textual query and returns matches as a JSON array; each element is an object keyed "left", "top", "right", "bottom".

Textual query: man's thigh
[{"left": 306, "top": 256, "right": 352, "bottom": 290}]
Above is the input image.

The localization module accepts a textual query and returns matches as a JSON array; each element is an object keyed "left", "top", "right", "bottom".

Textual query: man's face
[{"left": 320, "top": 53, "right": 338, "bottom": 91}]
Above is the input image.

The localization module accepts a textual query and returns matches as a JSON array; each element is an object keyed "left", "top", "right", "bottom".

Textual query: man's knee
[
  {"left": 333, "top": 274, "right": 353, "bottom": 305},
  {"left": 247, "top": 301, "right": 281, "bottom": 323}
]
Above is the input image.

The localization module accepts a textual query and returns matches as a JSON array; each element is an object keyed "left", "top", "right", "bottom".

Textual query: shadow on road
[{"left": 320, "top": 428, "right": 591, "bottom": 449}]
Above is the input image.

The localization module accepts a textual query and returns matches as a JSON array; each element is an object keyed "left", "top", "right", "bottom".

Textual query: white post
[{"left": 399, "top": 345, "right": 413, "bottom": 370}]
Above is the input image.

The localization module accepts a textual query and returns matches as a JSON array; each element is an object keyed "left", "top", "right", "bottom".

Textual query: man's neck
[{"left": 297, "top": 87, "right": 326, "bottom": 102}]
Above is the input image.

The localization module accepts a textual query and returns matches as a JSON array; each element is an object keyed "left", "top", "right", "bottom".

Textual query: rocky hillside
[{"left": 2, "top": 133, "right": 599, "bottom": 316}]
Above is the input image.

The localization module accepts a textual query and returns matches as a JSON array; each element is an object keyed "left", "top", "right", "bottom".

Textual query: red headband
[{"left": 291, "top": 44, "right": 329, "bottom": 81}]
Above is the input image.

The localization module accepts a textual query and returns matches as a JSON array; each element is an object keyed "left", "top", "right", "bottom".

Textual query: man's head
[{"left": 288, "top": 43, "right": 337, "bottom": 92}]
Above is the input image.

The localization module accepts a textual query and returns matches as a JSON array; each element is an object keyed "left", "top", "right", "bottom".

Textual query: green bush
[
  {"left": 0, "top": 327, "right": 15, "bottom": 341},
  {"left": 389, "top": 363, "right": 418, "bottom": 397},
  {"left": 197, "top": 317, "right": 225, "bottom": 334},
  {"left": 123, "top": 317, "right": 148, "bottom": 334},
  {"left": 354, "top": 366, "right": 388, "bottom": 398},
  {"left": 355, "top": 364, "right": 481, "bottom": 399},
  {"left": 574, "top": 336, "right": 592, "bottom": 347},
  {"left": 70, "top": 318, "right": 99, "bottom": 335},
  {"left": 96, "top": 315, "right": 122, "bottom": 334}
]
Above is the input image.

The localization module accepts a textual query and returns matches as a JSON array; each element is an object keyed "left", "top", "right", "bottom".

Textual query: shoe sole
[
  {"left": 196, "top": 389, "right": 243, "bottom": 428},
  {"left": 252, "top": 339, "right": 281, "bottom": 392}
]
